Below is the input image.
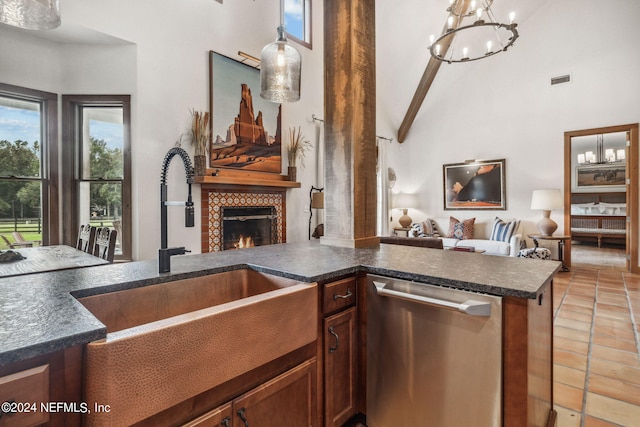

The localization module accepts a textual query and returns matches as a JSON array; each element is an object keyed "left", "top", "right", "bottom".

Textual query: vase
[
  {"left": 194, "top": 155, "right": 207, "bottom": 176},
  {"left": 288, "top": 166, "right": 297, "bottom": 182}
]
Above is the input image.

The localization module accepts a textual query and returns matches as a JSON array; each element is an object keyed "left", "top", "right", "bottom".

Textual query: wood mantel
[{"left": 194, "top": 168, "right": 300, "bottom": 188}]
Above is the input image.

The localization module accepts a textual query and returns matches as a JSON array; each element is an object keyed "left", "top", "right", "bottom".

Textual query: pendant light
[
  {"left": 260, "top": 0, "right": 301, "bottom": 103},
  {"left": 0, "top": 0, "right": 61, "bottom": 30}
]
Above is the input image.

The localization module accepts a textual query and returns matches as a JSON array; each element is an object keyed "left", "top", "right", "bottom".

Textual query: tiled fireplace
[{"left": 201, "top": 187, "right": 286, "bottom": 252}]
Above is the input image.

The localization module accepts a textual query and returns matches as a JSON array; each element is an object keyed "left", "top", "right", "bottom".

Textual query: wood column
[{"left": 322, "top": 0, "right": 379, "bottom": 248}]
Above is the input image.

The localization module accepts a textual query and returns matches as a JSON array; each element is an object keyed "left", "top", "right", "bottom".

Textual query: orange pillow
[{"left": 447, "top": 217, "right": 475, "bottom": 240}]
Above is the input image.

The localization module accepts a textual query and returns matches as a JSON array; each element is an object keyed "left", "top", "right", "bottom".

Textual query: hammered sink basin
[{"left": 78, "top": 269, "right": 318, "bottom": 426}]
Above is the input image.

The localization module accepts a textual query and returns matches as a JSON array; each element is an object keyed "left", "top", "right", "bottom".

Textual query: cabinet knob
[
  {"left": 221, "top": 416, "right": 231, "bottom": 427},
  {"left": 333, "top": 288, "right": 353, "bottom": 301},
  {"left": 237, "top": 407, "right": 250, "bottom": 426},
  {"left": 329, "top": 327, "right": 339, "bottom": 353}
]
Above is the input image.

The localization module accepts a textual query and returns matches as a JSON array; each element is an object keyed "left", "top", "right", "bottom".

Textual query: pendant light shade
[
  {"left": 0, "top": 0, "right": 61, "bottom": 30},
  {"left": 260, "top": 26, "right": 301, "bottom": 103}
]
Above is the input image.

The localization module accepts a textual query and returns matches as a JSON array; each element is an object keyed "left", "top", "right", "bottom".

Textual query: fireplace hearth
[
  {"left": 201, "top": 188, "right": 286, "bottom": 252},
  {"left": 222, "top": 207, "right": 277, "bottom": 250}
]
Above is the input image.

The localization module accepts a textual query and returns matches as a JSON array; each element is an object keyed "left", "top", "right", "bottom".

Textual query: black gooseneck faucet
[{"left": 159, "top": 147, "right": 195, "bottom": 273}]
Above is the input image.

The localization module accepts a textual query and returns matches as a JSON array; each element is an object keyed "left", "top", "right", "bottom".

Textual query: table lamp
[
  {"left": 393, "top": 193, "right": 418, "bottom": 228},
  {"left": 530, "top": 189, "right": 563, "bottom": 236}
]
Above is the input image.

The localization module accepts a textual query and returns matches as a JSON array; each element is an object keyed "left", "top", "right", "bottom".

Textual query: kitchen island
[{"left": 0, "top": 241, "right": 560, "bottom": 426}]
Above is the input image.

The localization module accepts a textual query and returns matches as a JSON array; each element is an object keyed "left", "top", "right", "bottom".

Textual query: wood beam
[
  {"left": 397, "top": 0, "right": 472, "bottom": 143},
  {"left": 322, "top": 0, "right": 378, "bottom": 248}
]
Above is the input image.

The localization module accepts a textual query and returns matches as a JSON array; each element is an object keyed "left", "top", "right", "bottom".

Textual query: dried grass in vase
[
  {"left": 287, "top": 127, "right": 312, "bottom": 167},
  {"left": 189, "top": 109, "right": 210, "bottom": 156}
]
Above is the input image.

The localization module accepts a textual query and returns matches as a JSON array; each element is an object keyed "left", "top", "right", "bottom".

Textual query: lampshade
[
  {"left": 311, "top": 192, "right": 324, "bottom": 209},
  {"left": 393, "top": 193, "right": 418, "bottom": 228},
  {"left": 0, "top": 0, "right": 60, "bottom": 30},
  {"left": 531, "top": 189, "right": 563, "bottom": 236},
  {"left": 530, "top": 189, "right": 563, "bottom": 211},
  {"left": 393, "top": 193, "right": 418, "bottom": 210},
  {"left": 260, "top": 25, "right": 301, "bottom": 103}
]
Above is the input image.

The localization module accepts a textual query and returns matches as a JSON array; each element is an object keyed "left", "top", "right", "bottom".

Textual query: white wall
[
  {"left": 376, "top": 0, "right": 640, "bottom": 259},
  {"left": 0, "top": 0, "right": 325, "bottom": 260}
]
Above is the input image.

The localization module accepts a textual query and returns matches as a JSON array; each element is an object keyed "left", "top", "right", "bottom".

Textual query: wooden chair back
[
  {"left": 76, "top": 224, "right": 97, "bottom": 254},
  {"left": 93, "top": 227, "right": 117, "bottom": 263}
]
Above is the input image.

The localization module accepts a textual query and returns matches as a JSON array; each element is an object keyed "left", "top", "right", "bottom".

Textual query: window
[
  {"left": 284, "top": 0, "right": 312, "bottom": 48},
  {"left": 0, "top": 83, "right": 57, "bottom": 248},
  {"left": 62, "top": 96, "right": 131, "bottom": 261}
]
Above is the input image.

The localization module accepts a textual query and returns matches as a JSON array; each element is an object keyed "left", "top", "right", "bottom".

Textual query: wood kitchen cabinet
[
  {"left": 181, "top": 359, "right": 317, "bottom": 427},
  {"left": 320, "top": 276, "right": 358, "bottom": 427}
]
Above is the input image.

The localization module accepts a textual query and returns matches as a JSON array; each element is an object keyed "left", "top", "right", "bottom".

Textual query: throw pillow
[
  {"left": 490, "top": 217, "right": 520, "bottom": 242},
  {"left": 424, "top": 218, "right": 442, "bottom": 238},
  {"left": 409, "top": 222, "right": 424, "bottom": 237},
  {"left": 447, "top": 217, "right": 475, "bottom": 240}
]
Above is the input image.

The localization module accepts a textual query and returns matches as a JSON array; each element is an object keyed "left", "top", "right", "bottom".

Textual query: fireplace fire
[
  {"left": 222, "top": 206, "right": 277, "bottom": 251},
  {"left": 236, "top": 235, "right": 255, "bottom": 249}
]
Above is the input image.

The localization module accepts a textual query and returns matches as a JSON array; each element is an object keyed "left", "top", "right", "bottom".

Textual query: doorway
[{"left": 563, "top": 124, "right": 639, "bottom": 273}]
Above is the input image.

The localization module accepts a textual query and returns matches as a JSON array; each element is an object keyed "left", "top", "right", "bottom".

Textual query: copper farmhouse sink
[{"left": 78, "top": 269, "right": 317, "bottom": 426}]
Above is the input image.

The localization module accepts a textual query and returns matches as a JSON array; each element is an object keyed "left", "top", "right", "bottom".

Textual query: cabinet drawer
[
  {"left": 322, "top": 277, "right": 356, "bottom": 314},
  {"left": 0, "top": 365, "right": 49, "bottom": 427},
  {"left": 181, "top": 403, "right": 232, "bottom": 427}
]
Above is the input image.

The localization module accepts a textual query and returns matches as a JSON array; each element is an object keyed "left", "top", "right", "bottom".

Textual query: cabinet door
[
  {"left": 324, "top": 307, "right": 357, "bottom": 427},
  {"left": 181, "top": 403, "right": 233, "bottom": 427},
  {"left": 233, "top": 359, "right": 317, "bottom": 427}
]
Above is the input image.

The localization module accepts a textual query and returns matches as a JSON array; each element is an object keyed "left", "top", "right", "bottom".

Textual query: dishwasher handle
[{"left": 372, "top": 281, "right": 491, "bottom": 317}]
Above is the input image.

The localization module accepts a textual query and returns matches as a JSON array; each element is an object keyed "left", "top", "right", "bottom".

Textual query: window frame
[
  {"left": 284, "top": 0, "right": 312, "bottom": 49},
  {"left": 0, "top": 83, "right": 58, "bottom": 246},
  {"left": 62, "top": 95, "right": 132, "bottom": 261}
]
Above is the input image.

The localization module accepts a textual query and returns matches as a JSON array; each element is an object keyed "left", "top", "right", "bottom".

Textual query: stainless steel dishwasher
[{"left": 366, "top": 274, "right": 503, "bottom": 427}]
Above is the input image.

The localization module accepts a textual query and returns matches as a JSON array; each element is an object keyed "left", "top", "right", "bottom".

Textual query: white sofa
[{"left": 409, "top": 217, "right": 522, "bottom": 257}]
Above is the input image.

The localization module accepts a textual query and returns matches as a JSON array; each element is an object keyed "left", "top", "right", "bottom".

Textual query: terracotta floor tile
[
  {"left": 588, "top": 373, "right": 640, "bottom": 406},
  {"left": 554, "top": 381, "right": 584, "bottom": 412},
  {"left": 555, "top": 348, "right": 588, "bottom": 371},
  {"left": 554, "top": 405, "right": 582, "bottom": 427},
  {"left": 555, "top": 316, "right": 593, "bottom": 332},
  {"left": 591, "top": 344, "right": 640, "bottom": 368},
  {"left": 585, "top": 393, "right": 640, "bottom": 426},
  {"left": 561, "top": 303, "right": 595, "bottom": 316},
  {"left": 555, "top": 364, "right": 587, "bottom": 389},
  {"left": 555, "top": 336, "right": 590, "bottom": 355},
  {"left": 592, "top": 334, "right": 638, "bottom": 353},
  {"left": 558, "top": 309, "right": 594, "bottom": 323},
  {"left": 555, "top": 325, "right": 591, "bottom": 343},
  {"left": 593, "top": 323, "right": 636, "bottom": 341},
  {"left": 583, "top": 415, "right": 625, "bottom": 427},
  {"left": 589, "top": 358, "right": 640, "bottom": 384}
]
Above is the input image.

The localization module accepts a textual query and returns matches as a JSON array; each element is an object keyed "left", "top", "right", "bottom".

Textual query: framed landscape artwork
[
  {"left": 575, "top": 164, "right": 626, "bottom": 189},
  {"left": 443, "top": 159, "right": 506, "bottom": 210},
  {"left": 208, "top": 51, "right": 282, "bottom": 173}
]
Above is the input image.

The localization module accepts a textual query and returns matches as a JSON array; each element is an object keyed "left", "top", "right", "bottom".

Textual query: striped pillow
[
  {"left": 490, "top": 217, "right": 520, "bottom": 242},
  {"left": 409, "top": 220, "right": 442, "bottom": 238}
]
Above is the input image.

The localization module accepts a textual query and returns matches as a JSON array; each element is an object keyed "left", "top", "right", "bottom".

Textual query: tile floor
[{"left": 553, "top": 266, "right": 640, "bottom": 426}]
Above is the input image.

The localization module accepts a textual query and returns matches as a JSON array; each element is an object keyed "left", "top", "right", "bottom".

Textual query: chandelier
[
  {"left": 428, "top": 0, "right": 518, "bottom": 64},
  {"left": 0, "top": 0, "right": 60, "bottom": 30}
]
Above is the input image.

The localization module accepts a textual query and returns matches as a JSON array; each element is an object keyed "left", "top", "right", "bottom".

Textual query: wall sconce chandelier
[
  {"left": 0, "top": 0, "right": 60, "bottom": 30},
  {"left": 260, "top": 0, "right": 301, "bottom": 103},
  {"left": 428, "top": 0, "right": 518, "bottom": 64}
]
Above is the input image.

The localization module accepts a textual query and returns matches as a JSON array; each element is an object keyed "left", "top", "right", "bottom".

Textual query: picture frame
[
  {"left": 443, "top": 159, "right": 506, "bottom": 210},
  {"left": 208, "top": 51, "right": 282, "bottom": 173},
  {"left": 575, "top": 164, "right": 626, "bottom": 189}
]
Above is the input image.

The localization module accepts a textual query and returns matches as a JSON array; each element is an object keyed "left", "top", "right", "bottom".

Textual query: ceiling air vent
[{"left": 550, "top": 74, "right": 571, "bottom": 86}]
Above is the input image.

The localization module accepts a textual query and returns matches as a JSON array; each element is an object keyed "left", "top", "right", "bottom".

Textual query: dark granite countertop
[{"left": 0, "top": 241, "right": 560, "bottom": 367}]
